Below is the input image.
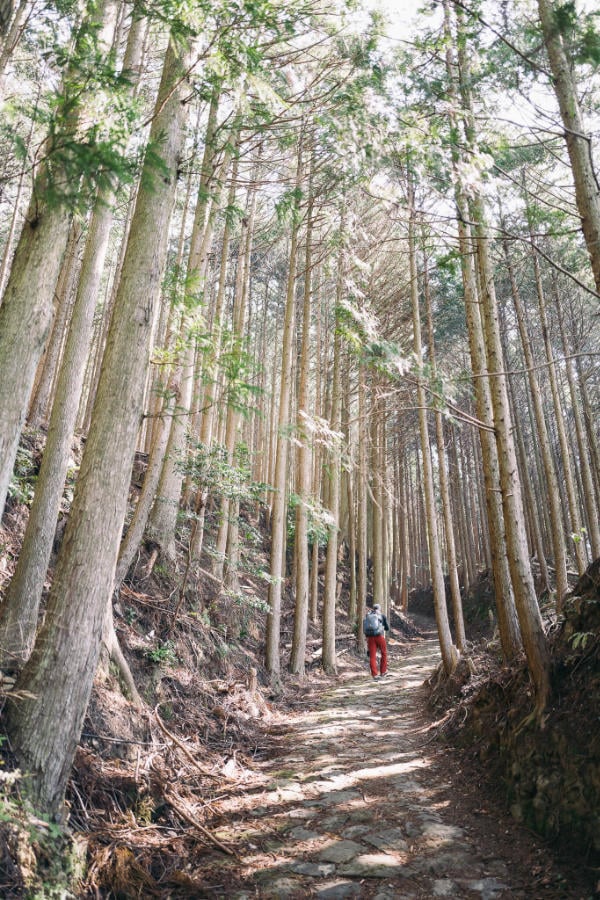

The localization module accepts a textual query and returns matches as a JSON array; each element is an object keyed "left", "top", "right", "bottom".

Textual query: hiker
[{"left": 363, "top": 603, "right": 390, "bottom": 680}]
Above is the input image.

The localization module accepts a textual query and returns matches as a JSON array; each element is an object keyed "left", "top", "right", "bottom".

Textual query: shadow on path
[{"left": 200, "top": 635, "right": 584, "bottom": 899}]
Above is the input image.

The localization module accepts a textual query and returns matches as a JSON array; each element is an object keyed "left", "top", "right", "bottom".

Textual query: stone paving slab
[{"left": 224, "top": 635, "right": 570, "bottom": 898}]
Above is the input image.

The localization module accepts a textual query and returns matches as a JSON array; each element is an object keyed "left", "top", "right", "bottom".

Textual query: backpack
[{"left": 363, "top": 611, "right": 384, "bottom": 637}]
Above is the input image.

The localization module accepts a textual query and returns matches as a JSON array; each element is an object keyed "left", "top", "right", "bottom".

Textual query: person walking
[{"left": 363, "top": 603, "right": 390, "bottom": 680}]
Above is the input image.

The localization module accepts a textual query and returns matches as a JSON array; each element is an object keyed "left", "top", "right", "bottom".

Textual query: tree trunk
[
  {"left": 408, "top": 193, "right": 458, "bottom": 674},
  {"left": 322, "top": 228, "right": 344, "bottom": 676},
  {"left": 212, "top": 162, "right": 258, "bottom": 579},
  {"left": 472, "top": 186, "right": 551, "bottom": 709},
  {"left": 113, "top": 399, "right": 173, "bottom": 590},
  {"left": 527, "top": 204, "right": 588, "bottom": 576},
  {"left": 356, "top": 362, "right": 368, "bottom": 648},
  {"left": 423, "top": 244, "right": 466, "bottom": 649},
  {"left": 188, "top": 152, "right": 239, "bottom": 564},
  {"left": 502, "top": 229, "right": 568, "bottom": 605},
  {"left": 0, "top": 0, "right": 119, "bottom": 518},
  {"left": 147, "top": 88, "right": 224, "bottom": 562},
  {"left": 290, "top": 167, "right": 314, "bottom": 676},
  {"left": 537, "top": 0, "right": 600, "bottom": 295},
  {"left": 557, "top": 301, "right": 600, "bottom": 559},
  {"left": 0, "top": 9, "right": 147, "bottom": 664},
  {"left": 6, "top": 34, "right": 194, "bottom": 815},
  {"left": 27, "top": 219, "right": 83, "bottom": 428},
  {"left": 265, "top": 142, "right": 302, "bottom": 684},
  {"left": 445, "top": 0, "right": 522, "bottom": 660},
  {"left": 343, "top": 388, "right": 357, "bottom": 624},
  {"left": 0, "top": 0, "right": 32, "bottom": 91}
]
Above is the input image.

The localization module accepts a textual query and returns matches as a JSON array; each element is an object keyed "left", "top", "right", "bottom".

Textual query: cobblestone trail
[{"left": 204, "top": 637, "right": 577, "bottom": 899}]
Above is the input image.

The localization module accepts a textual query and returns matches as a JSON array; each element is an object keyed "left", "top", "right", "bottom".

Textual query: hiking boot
[
  {"left": 372, "top": 675, "right": 381, "bottom": 681},
  {"left": 381, "top": 671, "right": 390, "bottom": 677}
]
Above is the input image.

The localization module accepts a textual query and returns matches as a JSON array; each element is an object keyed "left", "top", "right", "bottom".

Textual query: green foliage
[
  {"left": 7, "top": 446, "right": 37, "bottom": 506},
  {"left": 553, "top": 2, "right": 600, "bottom": 65},
  {"left": 287, "top": 492, "right": 335, "bottom": 547},
  {"left": 430, "top": 254, "right": 467, "bottom": 344},
  {"left": 275, "top": 186, "right": 303, "bottom": 226},
  {"left": 578, "top": 18, "right": 600, "bottom": 66},
  {"left": 181, "top": 441, "right": 270, "bottom": 506},
  {"left": 5, "top": 5, "right": 141, "bottom": 210},
  {"left": 218, "top": 336, "right": 264, "bottom": 417},
  {"left": 571, "top": 527, "right": 588, "bottom": 545},
  {"left": 554, "top": 1, "right": 578, "bottom": 34},
  {"left": 363, "top": 338, "right": 411, "bottom": 379},
  {"left": 225, "top": 588, "right": 270, "bottom": 615},
  {"left": 569, "top": 631, "right": 594, "bottom": 650},
  {"left": 145, "top": 640, "right": 178, "bottom": 666}
]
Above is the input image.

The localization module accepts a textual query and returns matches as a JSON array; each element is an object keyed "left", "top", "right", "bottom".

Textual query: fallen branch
[
  {"left": 309, "top": 646, "right": 349, "bottom": 662},
  {"left": 165, "top": 790, "right": 239, "bottom": 857},
  {"left": 154, "top": 707, "right": 218, "bottom": 778},
  {"left": 196, "top": 565, "right": 222, "bottom": 584}
]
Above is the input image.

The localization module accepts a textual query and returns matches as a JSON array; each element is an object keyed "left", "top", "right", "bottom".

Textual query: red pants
[{"left": 368, "top": 634, "right": 387, "bottom": 676}]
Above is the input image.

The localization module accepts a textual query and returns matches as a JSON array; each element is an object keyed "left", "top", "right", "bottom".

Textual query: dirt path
[{"left": 198, "top": 634, "right": 590, "bottom": 899}]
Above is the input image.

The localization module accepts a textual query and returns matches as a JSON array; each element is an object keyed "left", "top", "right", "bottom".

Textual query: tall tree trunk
[
  {"left": 27, "top": 219, "right": 83, "bottom": 428},
  {"left": 423, "top": 245, "right": 466, "bottom": 649},
  {"left": 556, "top": 300, "right": 600, "bottom": 559},
  {"left": 526, "top": 202, "right": 588, "bottom": 575},
  {"left": 265, "top": 141, "right": 303, "bottom": 685},
  {"left": 537, "top": 0, "right": 600, "bottom": 294},
  {"left": 212, "top": 163, "right": 258, "bottom": 579},
  {"left": 0, "top": 0, "right": 32, "bottom": 93},
  {"left": 508, "top": 375, "right": 550, "bottom": 594},
  {"left": 576, "top": 356, "right": 600, "bottom": 515},
  {"left": 79, "top": 176, "right": 138, "bottom": 433},
  {"left": 0, "top": 0, "right": 119, "bottom": 518},
  {"left": 310, "top": 267, "right": 324, "bottom": 625},
  {"left": 502, "top": 229, "right": 569, "bottom": 605},
  {"left": 356, "top": 362, "right": 368, "bottom": 648},
  {"left": 188, "top": 152, "right": 239, "bottom": 564},
  {"left": 468, "top": 170, "right": 551, "bottom": 707},
  {"left": 370, "top": 386, "right": 385, "bottom": 609},
  {"left": 290, "top": 167, "right": 314, "bottom": 676},
  {"left": 322, "top": 227, "right": 344, "bottom": 675},
  {"left": 444, "top": 0, "right": 522, "bottom": 660},
  {"left": 343, "top": 386, "right": 357, "bottom": 624},
  {"left": 446, "top": 421, "right": 473, "bottom": 594},
  {"left": 448, "top": 10, "right": 552, "bottom": 692},
  {"left": 113, "top": 398, "right": 173, "bottom": 590},
  {"left": 148, "top": 88, "right": 224, "bottom": 562},
  {"left": 6, "top": 34, "right": 194, "bottom": 815},
  {"left": 408, "top": 193, "right": 458, "bottom": 674},
  {"left": 396, "top": 443, "right": 410, "bottom": 612},
  {"left": 0, "top": 14, "right": 147, "bottom": 667}
]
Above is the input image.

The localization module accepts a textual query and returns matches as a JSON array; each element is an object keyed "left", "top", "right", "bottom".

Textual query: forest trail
[{"left": 196, "top": 633, "right": 583, "bottom": 899}]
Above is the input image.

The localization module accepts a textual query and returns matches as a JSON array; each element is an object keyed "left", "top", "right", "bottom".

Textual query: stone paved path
[{"left": 206, "top": 636, "right": 575, "bottom": 898}]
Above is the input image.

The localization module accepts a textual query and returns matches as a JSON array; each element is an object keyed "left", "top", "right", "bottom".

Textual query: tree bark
[
  {"left": 445, "top": 0, "right": 522, "bottom": 660},
  {"left": 147, "top": 87, "right": 223, "bottom": 562},
  {"left": 265, "top": 141, "right": 302, "bottom": 684},
  {"left": 290, "top": 166, "right": 314, "bottom": 676},
  {"left": 502, "top": 228, "right": 568, "bottom": 605},
  {"left": 537, "top": 0, "right": 600, "bottom": 295},
  {"left": 356, "top": 362, "right": 368, "bottom": 647},
  {"left": 27, "top": 219, "right": 83, "bottom": 428},
  {"left": 0, "top": 0, "right": 119, "bottom": 518},
  {"left": 322, "top": 227, "right": 344, "bottom": 676},
  {"left": 423, "top": 244, "right": 466, "bottom": 649},
  {"left": 408, "top": 192, "right": 458, "bottom": 675},
  {"left": 6, "top": 34, "right": 194, "bottom": 815}
]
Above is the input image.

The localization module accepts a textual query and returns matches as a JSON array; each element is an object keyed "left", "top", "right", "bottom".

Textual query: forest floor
[{"left": 84, "top": 622, "right": 592, "bottom": 900}]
